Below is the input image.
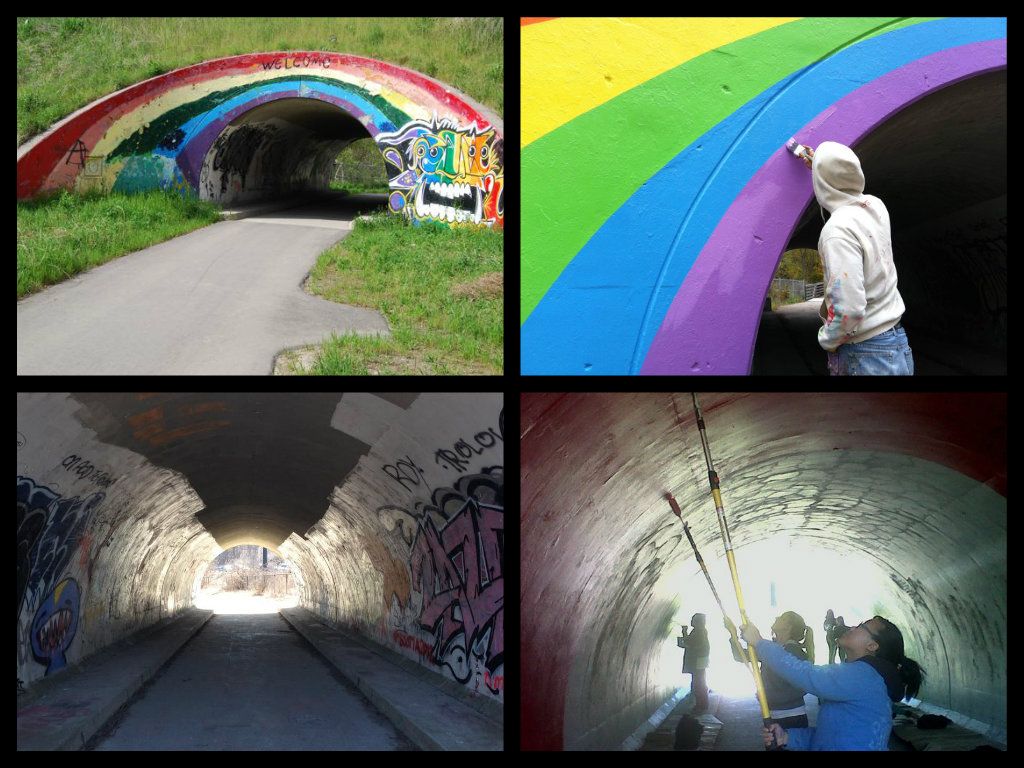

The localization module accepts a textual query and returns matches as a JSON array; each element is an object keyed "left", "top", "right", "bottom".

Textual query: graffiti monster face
[
  {"left": 377, "top": 118, "right": 504, "bottom": 227},
  {"left": 30, "top": 578, "right": 81, "bottom": 675}
]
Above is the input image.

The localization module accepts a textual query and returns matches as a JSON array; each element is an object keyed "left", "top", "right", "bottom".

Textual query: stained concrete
[
  {"left": 17, "top": 393, "right": 504, "bottom": 734},
  {"left": 521, "top": 393, "right": 1006, "bottom": 750},
  {"left": 16, "top": 197, "right": 389, "bottom": 375},
  {"left": 89, "top": 613, "right": 416, "bottom": 751}
]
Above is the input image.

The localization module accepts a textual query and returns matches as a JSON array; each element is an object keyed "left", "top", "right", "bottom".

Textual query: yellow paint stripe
[{"left": 521, "top": 17, "right": 799, "bottom": 148}]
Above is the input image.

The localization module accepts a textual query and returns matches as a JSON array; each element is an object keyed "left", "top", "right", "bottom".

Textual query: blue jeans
[{"left": 827, "top": 325, "right": 914, "bottom": 376}]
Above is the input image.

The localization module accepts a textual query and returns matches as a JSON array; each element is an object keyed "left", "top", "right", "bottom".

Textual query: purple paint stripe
[
  {"left": 641, "top": 38, "right": 1007, "bottom": 375},
  {"left": 177, "top": 90, "right": 379, "bottom": 189}
]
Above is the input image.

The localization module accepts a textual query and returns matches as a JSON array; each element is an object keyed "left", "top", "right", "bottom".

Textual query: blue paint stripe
[
  {"left": 165, "top": 80, "right": 394, "bottom": 159},
  {"left": 521, "top": 17, "right": 1006, "bottom": 375}
]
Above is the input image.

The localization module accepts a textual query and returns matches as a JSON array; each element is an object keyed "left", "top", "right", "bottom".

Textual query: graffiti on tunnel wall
[
  {"left": 17, "top": 53, "right": 504, "bottom": 232},
  {"left": 403, "top": 467, "right": 504, "bottom": 694},
  {"left": 373, "top": 408, "right": 505, "bottom": 695},
  {"left": 377, "top": 116, "right": 504, "bottom": 228},
  {"left": 18, "top": 476, "right": 103, "bottom": 675},
  {"left": 31, "top": 578, "right": 81, "bottom": 675}
]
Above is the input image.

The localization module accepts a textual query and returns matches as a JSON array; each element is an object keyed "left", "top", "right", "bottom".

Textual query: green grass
[
  {"left": 329, "top": 182, "right": 391, "bottom": 195},
  {"left": 17, "top": 190, "right": 220, "bottom": 298},
  {"left": 17, "top": 17, "right": 503, "bottom": 147},
  {"left": 302, "top": 214, "right": 503, "bottom": 375}
]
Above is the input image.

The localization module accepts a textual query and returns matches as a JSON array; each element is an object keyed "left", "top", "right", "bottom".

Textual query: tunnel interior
[
  {"left": 198, "top": 97, "right": 383, "bottom": 206},
  {"left": 755, "top": 70, "right": 1006, "bottom": 375},
  {"left": 18, "top": 392, "right": 504, "bottom": 704},
  {"left": 521, "top": 393, "right": 1006, "bottom": 749}
]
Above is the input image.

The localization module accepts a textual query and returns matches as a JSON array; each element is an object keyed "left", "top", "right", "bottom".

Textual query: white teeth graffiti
[{"left": 415, "top": 182, "right": 484, "bottom": 224}]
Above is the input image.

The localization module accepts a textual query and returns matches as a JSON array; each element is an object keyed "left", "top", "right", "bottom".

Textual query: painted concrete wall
[
  {"left": 17, "top": 53, "right": 503, "bottom": 228},
  {"left": 521, "top": 393, "right": 1006, "bottom": 749},
  {"left": 281, "top": 394, "right": 504, "bottom": 699},
  {"left": 521, "top": 18, "right": 1007, "bottom": 373},
  {"left": 17, "top": 394, "right": 219, "bottom": 690},
  {"left": 17, "top": 393, "right": 504, "bottom": 706}
]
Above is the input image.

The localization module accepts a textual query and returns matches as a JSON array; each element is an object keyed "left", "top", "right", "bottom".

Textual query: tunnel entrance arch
[
  {"left": 639, "top": 38, "right": 1006, "bottom": 373},
  {"left": 751, "top": 68, "right": 1006, "bottom": 375},
  {"left": 16, "top": 52, "right": 504, "bottom": 228}
]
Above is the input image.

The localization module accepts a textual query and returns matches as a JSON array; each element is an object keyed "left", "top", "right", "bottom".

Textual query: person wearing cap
[{"left": 800, "top": 143, "right": 914, "bottom": 375}]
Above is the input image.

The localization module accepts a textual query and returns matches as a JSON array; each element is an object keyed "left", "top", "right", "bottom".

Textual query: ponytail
[
  {"left": 873, "top": 616, "right": 927, "bottom": 700},
  {"left": 802, "top": 626, "right": 815, "bottom": 664},
  {"left": 895, "top": 655, "right": 925, "bottom": 700}
]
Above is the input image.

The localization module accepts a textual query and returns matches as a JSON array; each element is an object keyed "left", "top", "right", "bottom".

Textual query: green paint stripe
[
  {"left": 109, "top": 76, "right": 412, "bottom": 159},
  {"left": 521, "top": 17, "right": 933, "bottom": 324}
]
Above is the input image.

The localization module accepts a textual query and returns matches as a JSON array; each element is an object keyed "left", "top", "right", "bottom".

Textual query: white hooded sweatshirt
[{"left": 811, "top": 141, "right": 905, "bottom": 352}]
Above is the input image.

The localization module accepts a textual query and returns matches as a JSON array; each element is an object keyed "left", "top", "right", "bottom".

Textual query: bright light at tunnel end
[{"left": 657, "top": 536, "right": 887, "bottom": 698}]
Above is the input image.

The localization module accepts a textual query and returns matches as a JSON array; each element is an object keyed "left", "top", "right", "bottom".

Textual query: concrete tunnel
[
  {"left": 16, "top": 52, "right": 505, "bottom": 228},
  {"left": 521, "top": 393, "right": 1006, "bottom": 749},
  {"left": 18, "top": 392, "right": 504, "bottom": 748}
]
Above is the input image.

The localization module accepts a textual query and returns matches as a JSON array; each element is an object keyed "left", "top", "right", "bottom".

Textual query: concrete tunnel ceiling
[
  {"left": 16, "top": 52, "right": 505, "bottom": 227},
  {"left": 17, "top": 392, "right": 504, "bottom": 699},
  {"left": 521, "top": 393, "right": 1006, "bottom": 749}
]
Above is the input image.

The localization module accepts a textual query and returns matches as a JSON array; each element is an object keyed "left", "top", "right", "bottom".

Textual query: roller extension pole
[
  {"left": 666, "top": 493, "right": 750, "bottom": 673},
  {"left": 691, "top": 393, "right": 778, "bottom": 749}
]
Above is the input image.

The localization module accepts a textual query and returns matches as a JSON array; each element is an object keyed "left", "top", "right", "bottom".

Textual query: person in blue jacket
[{"left": 739, "top": 615, "right": 925, "bottom": 750}]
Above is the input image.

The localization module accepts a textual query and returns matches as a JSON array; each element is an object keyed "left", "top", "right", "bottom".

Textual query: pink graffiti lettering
[{"left": 410, "top": 482, "right": 503, "bottom": 678}]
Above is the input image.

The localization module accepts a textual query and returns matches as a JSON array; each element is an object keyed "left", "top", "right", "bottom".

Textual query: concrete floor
[
  {"left": 87, "top": 614, "right": 416, "bottom": 751},
  {"left": 16, "top": 195, "right": 390, "bottom": 375}
]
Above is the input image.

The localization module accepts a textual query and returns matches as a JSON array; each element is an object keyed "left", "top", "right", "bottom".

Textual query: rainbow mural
[
  {"left": 521, "top": 18, "right": 1006, "bottom": 374},
  {"left": 17, "top": 53, "right": 503, "bottom": 228}
]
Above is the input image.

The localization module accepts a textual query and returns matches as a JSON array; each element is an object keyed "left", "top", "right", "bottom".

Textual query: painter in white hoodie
[{"left": 802, "top": 142, "right": 914, "bottom": 375}]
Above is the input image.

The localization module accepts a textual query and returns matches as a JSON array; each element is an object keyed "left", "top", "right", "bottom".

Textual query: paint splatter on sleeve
[{"left": 817, "top": 237, "right": 867, "bottom": 351}]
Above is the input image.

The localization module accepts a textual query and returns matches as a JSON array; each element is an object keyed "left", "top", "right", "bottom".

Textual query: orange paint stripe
[
  {"left": 147, "top": 420, "right": 231, "bottom": 447},
  {"left": 178, "top": 401, "right": 228, "bottom": 417},
  {"left": 128, "top": 406, "right": 164, "bottom": 429},
  {"left": 521, "top": 17, "right": 558, "bottom": 26}
]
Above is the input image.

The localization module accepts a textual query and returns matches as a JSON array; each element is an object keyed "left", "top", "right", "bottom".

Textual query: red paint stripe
[
  {"left": 18, "top": 52, "right": 497, "bottom": 199},
  {"left": 521, "top": 17, "right": 558, "bottom": 26}
]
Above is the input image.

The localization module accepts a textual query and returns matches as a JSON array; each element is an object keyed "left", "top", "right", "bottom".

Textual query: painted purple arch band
[{"left": 640, "top": 38, "right": 1007, "bottom": 375}]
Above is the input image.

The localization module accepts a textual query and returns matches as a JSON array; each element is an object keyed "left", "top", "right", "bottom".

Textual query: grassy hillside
[{"left": 16, "top": 16, "right": 503, "bottom": 147}]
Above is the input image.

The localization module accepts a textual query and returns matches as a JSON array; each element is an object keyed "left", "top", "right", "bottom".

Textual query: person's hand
[
  {"left": 740, "top": 622, "right": 763, "bottom": 645},
  {"left": 763, "top": 723, "right": 788, "bottom": 748},
  {"left": 723, "top": 616, "right": 736, "bottom": 634},
  {"left": 803, "top": 146, "right": 815, "bottom": 169}
]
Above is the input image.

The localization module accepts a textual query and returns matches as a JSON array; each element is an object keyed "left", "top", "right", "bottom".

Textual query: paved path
[
  {"left": 88, "top": 613, "right": 415, "bottom": 751},
  {"left": 17, "top": 196, "right": 389, "bottom": 375}
]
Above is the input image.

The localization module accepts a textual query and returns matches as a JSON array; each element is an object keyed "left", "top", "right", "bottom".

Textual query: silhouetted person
[
  {"left": 833, "top": 616, "right": 849, "bottom": 663},
  {"left": 679, "top": 613, "right": 710, "bottom": 714},
  {"left": 741, "top": 615, "right": 926, "bottom": 750},
  {"left": 727, "top": 611, "right": 814, "bottom": 728},
  {"left": 674, "top": 714, "right": 704, "bottom": 750},
  {"left": 824, "top": 609, "right": 839, "bottom": 664}
]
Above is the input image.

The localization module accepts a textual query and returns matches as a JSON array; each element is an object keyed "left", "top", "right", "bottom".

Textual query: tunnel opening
[
  {"left": 194, "top": 544, "right": 301, "bottom": 615},
  {"left": 198, "top": 96, "right": 388, "bottom": 212},
  {"left": 752, "top": 70, "right": 1006, "bottom": 375}
]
